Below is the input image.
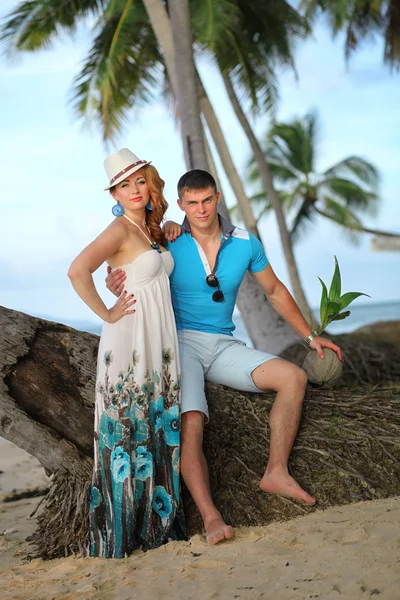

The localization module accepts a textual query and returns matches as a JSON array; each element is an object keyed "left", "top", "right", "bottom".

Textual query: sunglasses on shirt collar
[{"left": 206, "top": 273, "right": 224, "bottom": 302}]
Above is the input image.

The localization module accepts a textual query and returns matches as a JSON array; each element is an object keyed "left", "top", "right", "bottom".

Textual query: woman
[{"left": 68, "top": 148, "right": 186, "bottom": 558}]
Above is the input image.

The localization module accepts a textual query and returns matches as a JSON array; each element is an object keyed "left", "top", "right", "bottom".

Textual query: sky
[{"left": 0, "top": 1, "right": 399, "bottom": 332}]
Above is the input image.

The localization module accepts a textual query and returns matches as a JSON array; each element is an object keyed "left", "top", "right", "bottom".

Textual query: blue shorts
[{"left": 178, "top": 330, "right": 277, "bottom": 422}]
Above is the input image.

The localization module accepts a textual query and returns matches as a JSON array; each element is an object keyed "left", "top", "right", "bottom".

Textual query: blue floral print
[
  {"left": 152, "top": 485, "right": 173, "bottom": 519},
  {"left": 164, "top": 405, "right": 180, "bottom": 447},
  {"left": 149, "top": 394, "right": 164, "bottom": 433},
  {"left": 111, "top": 447, "right": 130, "bottom": 483},
  {"left": 88, "top": 346, "right": 185, "bottom": 558}
]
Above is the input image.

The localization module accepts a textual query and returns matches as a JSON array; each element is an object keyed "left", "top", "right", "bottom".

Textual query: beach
[{"left": 1, "top": 438, "right": 399, "bottom": 600}]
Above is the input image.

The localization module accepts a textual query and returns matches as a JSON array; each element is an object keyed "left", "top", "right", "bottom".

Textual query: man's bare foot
[
  {"left": 260, "top": 470, "right": 316, "bottom": 506},
  {"left": 204, "top": 516, "right": 234, "bottom": 545}
]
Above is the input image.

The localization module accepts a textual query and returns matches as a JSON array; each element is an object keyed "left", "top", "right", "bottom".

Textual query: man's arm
[{"left": 253, "top": 264, "right": 343, "bottom": 361}]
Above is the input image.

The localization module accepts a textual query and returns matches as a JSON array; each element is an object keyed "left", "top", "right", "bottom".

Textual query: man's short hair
[{"left": 177, "top": 170, "right": 217, "bottom": 199}]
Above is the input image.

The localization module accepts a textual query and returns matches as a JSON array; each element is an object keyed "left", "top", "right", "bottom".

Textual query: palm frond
[
  {"left": 323, "top": 155, "right": 380, "bottom": 189},
  {"left": 0, "top": 0, "right": 104, "bottom": 56},
  {"left": 224, "top": 35, "right": 279, "bottom": 112},
  {"left": 384, "top": 0, "right": 400, "bottom": 69},
  {"left": 315, "top": 197, "right": 365, "bottom": 245},
  {"left": 300, "top": 0, "right": 400, "bottom": 69},
  {"left": 196, "top": 0, "right": 308, "bottom": 113},
  {"left": 247, "top": 153, "right": 298, "bottom": 186},
  {"left": 70, "top": 0, "right": 162, "bottom": 142},
  {"left": 320, "top": 176, "right": 379, "bottom": 215},
  {"left": 191, "top": 0, "right": 239, "bottom": 53},
  {"left": 269, "top": 118, "right": 315, "bottom": 175}
]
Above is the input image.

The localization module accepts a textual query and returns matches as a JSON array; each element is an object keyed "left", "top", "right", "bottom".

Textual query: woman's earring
[
  {"left": 146, "top": 200, "right": 153, "bottom": 211},
  {"left": 112, "top": 203, "right": 124, "bottom": 217}
]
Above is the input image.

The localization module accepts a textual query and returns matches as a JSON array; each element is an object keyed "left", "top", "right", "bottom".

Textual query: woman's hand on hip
[{"left": 106, "top": 291, "right": 136, "bottom": 323}]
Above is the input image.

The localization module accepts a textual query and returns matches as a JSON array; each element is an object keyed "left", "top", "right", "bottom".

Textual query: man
[{"left": 107, "top": 170, "right": 342, "bottom": 545}]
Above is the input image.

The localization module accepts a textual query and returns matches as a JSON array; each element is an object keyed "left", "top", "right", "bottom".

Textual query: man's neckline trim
[{"left": 181, "top": 213, "right": 235, "bottom": 237}]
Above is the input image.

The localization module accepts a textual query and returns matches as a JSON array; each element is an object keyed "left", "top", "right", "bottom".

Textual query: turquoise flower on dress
[
  {"left": 152, "top": 485, "right": 173, "bottom": 519},
  {"left": 103, "top": 350, "right": 113, "bottom": 367},
  {"left": 135, "top": 446, "right": 153, "bottom": 481},
  {"left": 89, "top": 486, "right": 102, "bottom": 511},
  {"left": 111, "top": 447, "right": 130, "bottom": 482},
  {"left": 99, "top": 412, "right": 123, "bottom": 449},
  {"left": 149, "top": 395, "right": 164, "bottom": 433},
  {"left": 164, "top": 405, "right": 180, "bottom": 447}
]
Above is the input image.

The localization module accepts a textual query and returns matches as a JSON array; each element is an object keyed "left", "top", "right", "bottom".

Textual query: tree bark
[
  {"left": 167, "top": 0, "right": 208, "bottom": 170},
  {"left": 1, "top": 307, "right": 400, "bottom": 559},
  {"left": 142, "top": 0, "right": 179, "bottom": 94},
  {"left": 222, "top": 72, "right": 313, "bottom": 323}
]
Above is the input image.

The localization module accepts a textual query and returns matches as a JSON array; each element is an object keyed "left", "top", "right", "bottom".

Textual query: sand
[{"left": 0, "top": 438, "right": 399, "bottom": 600}]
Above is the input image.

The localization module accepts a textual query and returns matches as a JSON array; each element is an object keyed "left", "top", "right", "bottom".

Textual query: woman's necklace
[{"left": 122, "top": 214, "right": 161, "bottom": 254}]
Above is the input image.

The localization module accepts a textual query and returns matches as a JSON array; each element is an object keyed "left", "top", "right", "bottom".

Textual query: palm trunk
[
  {"left": 142, "top": 0, "right": 178, "bottom": 92},
  {"left": 223, "top": 72, "right": 314, "bottom": 324},
  {"left": 204, "top": 134, "right": 230, "bottom": 221},
  {"left": 197, "top": 78, "right": 260, "bottom": 240},
  {"left": 168, "top": 0, "right": 208, "bottom": 170},
  {"left": 314, "top": 206, "right": 400, "bottom": 238}
]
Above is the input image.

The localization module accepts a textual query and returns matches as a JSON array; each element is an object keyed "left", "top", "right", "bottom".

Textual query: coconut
[{"left": 302, "top": 347, "right": 343, "bottom": 385}]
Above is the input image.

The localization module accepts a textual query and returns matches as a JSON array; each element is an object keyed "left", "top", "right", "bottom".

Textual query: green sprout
[{"left": 317, "top": 256, "right": 370, "bottom": 334}]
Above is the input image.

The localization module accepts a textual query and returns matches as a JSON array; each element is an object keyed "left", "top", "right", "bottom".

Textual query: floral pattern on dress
[{"left": 88, "top": 348, "right": 186, "bottom": 558}]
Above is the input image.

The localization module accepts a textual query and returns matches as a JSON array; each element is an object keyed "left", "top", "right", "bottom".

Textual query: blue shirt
[{"left": 166, "top": 216, "right": 268, "bottom": 335}]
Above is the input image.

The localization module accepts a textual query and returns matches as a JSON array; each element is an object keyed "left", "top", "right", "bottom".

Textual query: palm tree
[
  {"left": 301, "top": 0, "right": 400, "bottom": 70},
  {"left": 244, "top": 110, "right": 399, "bottom": 242},
  {"left": 0, "top": 0, "right": 303, "bottom": 352}
]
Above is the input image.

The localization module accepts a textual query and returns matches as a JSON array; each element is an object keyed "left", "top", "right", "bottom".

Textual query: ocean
[{"left": 60, "top": 300, "right": 400, "bottom": 348}]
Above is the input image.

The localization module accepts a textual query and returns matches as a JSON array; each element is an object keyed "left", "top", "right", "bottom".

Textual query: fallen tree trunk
[{"left": 1, "top": 305, "right": 399, "bottom": 559}]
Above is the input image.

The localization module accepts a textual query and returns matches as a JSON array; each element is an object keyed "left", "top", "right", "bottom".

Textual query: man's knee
[
  {"left": 279, "top": 363, "right": 307, "bottom": 392},
  {"left": 252, "top": 358, "right": 307, "bottom": 393}
]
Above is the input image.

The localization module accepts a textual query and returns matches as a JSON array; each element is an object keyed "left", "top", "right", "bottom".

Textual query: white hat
[{"left": 103, "top": 148, "right": 151, "bottom": 190}]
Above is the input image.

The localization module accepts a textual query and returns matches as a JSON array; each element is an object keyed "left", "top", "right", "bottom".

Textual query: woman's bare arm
[{"left": 68, "top": 223, "right": 136, "bottom": 322}]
